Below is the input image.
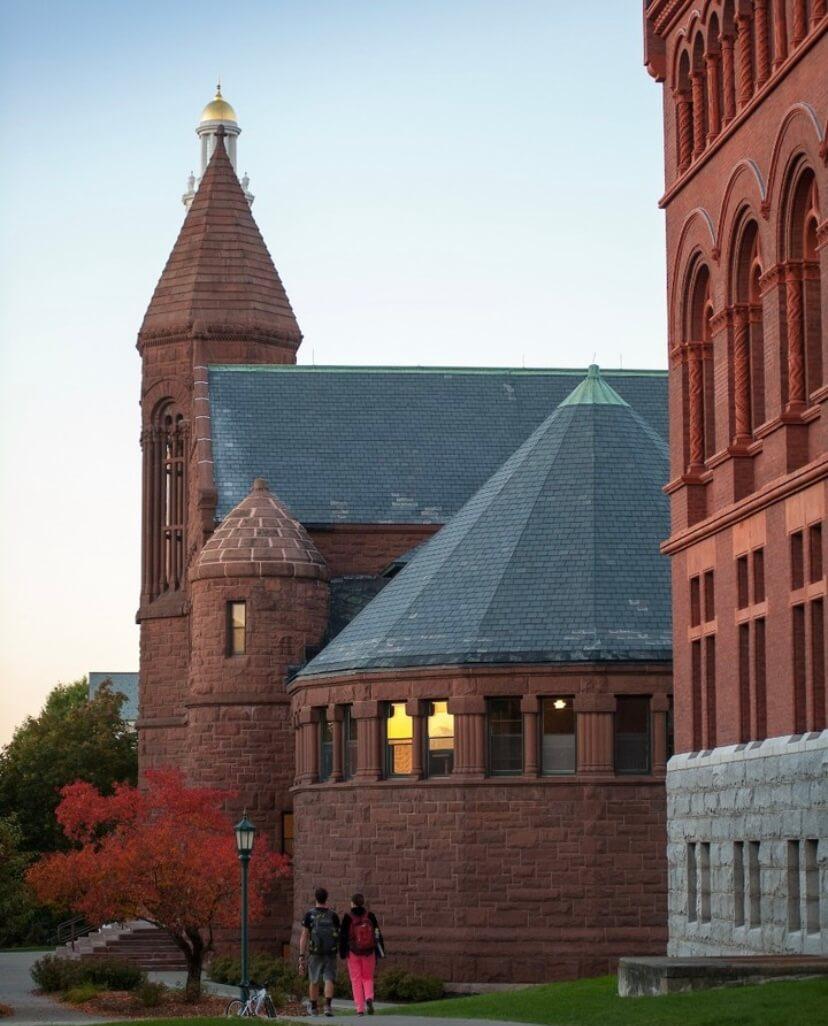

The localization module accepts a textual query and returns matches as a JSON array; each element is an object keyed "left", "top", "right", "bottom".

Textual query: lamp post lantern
[{"left": 234, "top": 814, "right": 256, "bottom": 1003}]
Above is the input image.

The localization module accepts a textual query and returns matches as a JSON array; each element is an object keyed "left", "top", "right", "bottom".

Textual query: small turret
[{"left": 183, "top": 82, "right": 253, "bottom": 208}]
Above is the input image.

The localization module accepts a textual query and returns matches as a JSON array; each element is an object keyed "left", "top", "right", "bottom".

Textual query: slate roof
[
  {"left": 88, "top": 672, "right": 139, "bottom": 722},
  {"left": 139, "top": 132, "right": 301, "bottom": 346},
  {"left": 209, "top": 364, "right": 667, "bottom": 524},
  {"left": 298, "top": 366, "right": 671, "bottom": 675}
]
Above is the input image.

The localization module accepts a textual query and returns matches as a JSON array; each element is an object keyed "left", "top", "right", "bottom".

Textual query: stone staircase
[{"left": 57, "top": 919, "right": 187, "bottom": 971}]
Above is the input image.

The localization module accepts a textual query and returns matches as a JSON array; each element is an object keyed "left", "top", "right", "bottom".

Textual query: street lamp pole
[{"left": 234, "top": 814, "right": 256, "bottom": 1005}]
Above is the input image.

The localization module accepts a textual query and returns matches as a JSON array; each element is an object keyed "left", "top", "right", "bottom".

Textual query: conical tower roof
[
  {"left": 139, "top": 132, "right": 301, "bottom": 348},
  {"left": 193, "top": 478, "right": 327, "bottom": 581},
  {"left": 299, "top": 366, "right": 670, "bottom": 676}
]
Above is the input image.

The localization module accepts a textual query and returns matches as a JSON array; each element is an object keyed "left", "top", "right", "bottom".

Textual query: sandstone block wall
[{"left": 667, "top": 731, "right": 827, "bottom": 956}]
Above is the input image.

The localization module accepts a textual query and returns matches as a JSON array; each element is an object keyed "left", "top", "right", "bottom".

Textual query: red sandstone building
[
  {"left": 137, "top": 89, "right": 675, "bottom": 980},
  {"left": 644, "top": 2, "right": 826, "bottom": 955}
]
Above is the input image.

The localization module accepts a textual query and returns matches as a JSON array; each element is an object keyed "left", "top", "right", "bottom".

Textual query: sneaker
[
  {"left": 367, "top": 1000, "right": 374, "bottom": 1015},
  {"left": 324, "top": 1005, "right": 333, "bottom": 1017},
  {"left": 310, "top": 1003, "right": 319, "bottom": 1015}
]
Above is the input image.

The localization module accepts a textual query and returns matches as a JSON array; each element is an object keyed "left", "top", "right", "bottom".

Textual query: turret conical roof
[
  {"left": 299, "top": 366, "right": 670, "bottom": 675},
  {"left": 139, "top": 133, "right": 301, "bottom": 348}
]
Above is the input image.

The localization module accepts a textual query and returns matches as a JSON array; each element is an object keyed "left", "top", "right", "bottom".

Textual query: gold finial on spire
[{"left": 200, "top": 79, "right": 237, "bottom": 124}]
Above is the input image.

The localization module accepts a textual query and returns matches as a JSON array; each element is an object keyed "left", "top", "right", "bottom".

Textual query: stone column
[
  {"left": 736, "top": 14, "right": 754, "bottom": 109},
  {"left": 406, "top": 699, "right": 425, "bottom": 779},
  {"left": 687, "top": 343, "right": 705, "bottom": 469},
  {"left": 690, "top": 72, "right": 706, "bottom": 156},
  {"left": 785, "top": 264, "right": 806, "bottom": 410},
  {"left": 733, "top": 306, "right": 752, "bottom": 443},
  {"left": 721, "top": 35, "right": 736, "bottom": 123},
  {"left": 449, "top": 695, "right": 486, "bottom": 778},
  {"left": 297, "top": 707, "right": 319, "bottom": 785},
  {"left": 773, "top": 0, "right": 789, "bottom": 68},
  {"left": 792, "top": 0, "right": 807, "bottom": 45},
  {"left": 813, "top": 0, "right": 826, "bottom": 22},
  {"left": 704, "top": 53, "right": 721, "bottom": 140},
  {"left": 674, "top": 89, "right": 693, "bottom": 171},
  {"left": 353, "top": 700, "right": 382, "bottom": 781},
  {"left": 574, "top": 694, "right": 616, "bottom": 775},
  {"left": 651, "top": 694, "right": 671, "bottom": 778},
  {"left": 329, "top": 704, "right": 344, "bottom": 783},
  {"left": 521, "top": 695, "right": 540, "bottom": 777},
  {"left": 753, "top": 0, "right": 770, "bottom": 85}
]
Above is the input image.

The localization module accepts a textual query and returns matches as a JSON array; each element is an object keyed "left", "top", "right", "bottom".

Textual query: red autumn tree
[{"left": 26, "top": 770, "right": 289, "bottom": 1000}]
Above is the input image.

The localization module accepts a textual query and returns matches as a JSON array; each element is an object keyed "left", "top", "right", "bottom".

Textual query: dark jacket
[{"left": 339, "top": 906, "right": 380, "bottom": 958}]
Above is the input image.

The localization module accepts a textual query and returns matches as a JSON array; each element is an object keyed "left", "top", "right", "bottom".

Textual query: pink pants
[{"left": 347, "top": 952, "right": 376, "bottom": 1012}]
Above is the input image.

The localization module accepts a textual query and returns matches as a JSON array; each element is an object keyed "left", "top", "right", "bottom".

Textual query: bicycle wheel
[{"left": 225, "top": 998, "right": 245, "bottom": 1017}]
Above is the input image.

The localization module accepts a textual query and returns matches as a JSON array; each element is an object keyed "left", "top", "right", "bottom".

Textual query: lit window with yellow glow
[
  {"left": 384, "top": 702, "right": 413, "bottom": 777},
  {"left": 426, "top": 700, "right": 454, "bottom": 777},
  {"left": 541, "top": 697, "right": 575, "bottom": 774},
  {"left": 227, "top": 601, "right": 246, "bottom": 656}
]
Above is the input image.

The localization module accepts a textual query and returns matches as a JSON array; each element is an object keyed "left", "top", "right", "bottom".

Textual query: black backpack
[{"left": 309, "top": 908, "right": 338, "bottom": 956}]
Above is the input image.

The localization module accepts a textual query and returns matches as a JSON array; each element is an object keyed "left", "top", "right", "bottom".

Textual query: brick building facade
[
  {"left": 137, "top": 91, "right": 675, "bottom": 980},
  {"left": 643, "top": 1, "right": 827, "bottom": 955}
]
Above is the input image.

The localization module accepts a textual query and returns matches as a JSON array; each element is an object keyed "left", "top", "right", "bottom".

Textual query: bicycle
[{"left": 225, "top": 980, "right": 278, "bottom": 1018}]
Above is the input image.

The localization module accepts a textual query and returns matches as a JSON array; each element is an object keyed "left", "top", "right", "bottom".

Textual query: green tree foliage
[{"left": 0, "top": 678, "right": 137, "bottom": 854}]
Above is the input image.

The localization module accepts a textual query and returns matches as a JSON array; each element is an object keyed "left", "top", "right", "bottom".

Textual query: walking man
[
  {"left": 299, "top": 886, "right": 340, "bottom": 1017},
  {"left": 340, "top": 892, "right": 382, "bottom": 1016}
]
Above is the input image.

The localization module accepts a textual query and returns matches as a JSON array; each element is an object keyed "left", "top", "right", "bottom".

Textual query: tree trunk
[{"left": 170, "top": 928, "right": 205, "bottom": 1003}]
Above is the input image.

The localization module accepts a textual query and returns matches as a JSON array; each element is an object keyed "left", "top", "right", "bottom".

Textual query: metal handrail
[{"left": 53, "top": 915, "right": 93, "bottom": 949}]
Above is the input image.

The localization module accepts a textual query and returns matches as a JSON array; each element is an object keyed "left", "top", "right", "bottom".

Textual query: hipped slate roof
[
  {"left": 209, "top": 365, "right": 667, "bottom": 524},
  {"left": 139, "top": 133, "right": 301, "bottom": 345},
  {"left": 299, "top": 366, "right": 671, "bottom": 675}
]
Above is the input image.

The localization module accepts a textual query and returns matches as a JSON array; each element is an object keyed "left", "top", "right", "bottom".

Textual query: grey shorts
[{"left": 308, "top": 953, "right": 337, "bottom": 984}]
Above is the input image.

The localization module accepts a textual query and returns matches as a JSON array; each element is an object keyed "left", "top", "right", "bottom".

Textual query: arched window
[
  {"left": 731, "top": 216, "right": 766, "bottom": 440},
  {"left": 691, "top": 33, "right": 708, "bottom": 156},
  {"left": 683, "top": 257, "right": 716, "bottom": 468},
  {"left": 143, "top": 401, "right": 188, "bottom": 601},
  {"left": 783, "top": 162, "right": 823, "bottom": 408}
]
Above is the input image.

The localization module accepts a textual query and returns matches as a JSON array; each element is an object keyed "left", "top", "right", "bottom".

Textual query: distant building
[
  {"left": 88, "top": 672, "right": 139, "bottom": 724},
  {"left": 644, "top": 1, "right": 826, "bottom": 956}
]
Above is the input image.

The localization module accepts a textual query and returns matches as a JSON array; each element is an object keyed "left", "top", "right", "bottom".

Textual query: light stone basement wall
[{"left": 667, "top": 731, "right": 828, "bottom": 957}]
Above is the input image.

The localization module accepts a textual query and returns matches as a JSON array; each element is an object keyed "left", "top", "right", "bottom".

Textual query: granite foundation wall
[{"left": 667, "top": 731, "right": 828, "bottom": 956}]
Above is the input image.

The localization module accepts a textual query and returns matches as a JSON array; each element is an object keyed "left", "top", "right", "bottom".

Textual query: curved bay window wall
[
  {"left": 300, "top": 690, "right": 669, "bottom": 784},
  {"left": 671, "top": 2, "right": 826, "bottom": 176},
  {"left": 142, "top": 401, "right": 188, "bottom": 602}
]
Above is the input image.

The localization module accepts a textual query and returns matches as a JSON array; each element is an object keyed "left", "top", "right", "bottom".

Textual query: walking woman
[{"left": 339, "top": 892, "right": 382, "bottom": 1015}]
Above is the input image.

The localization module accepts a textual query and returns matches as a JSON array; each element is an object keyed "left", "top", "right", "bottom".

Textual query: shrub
[
  {"left": 31, "top": 955, "right": 86, "bottom": 992},
  {"left": 64, "top": 983, "right": 102, "bottom": 1004},
  {"left": 0, "top": 1002, "right": 14, "bottom": 1017},
  {"left": 375, "top": 967, "right": 444, "bottom": 1003},
  {"left": 135, "top": 980, "right": 166, "bottom": 1008},
  {"left": 209, "top": 952, "right": 305, "bottom": 999}
]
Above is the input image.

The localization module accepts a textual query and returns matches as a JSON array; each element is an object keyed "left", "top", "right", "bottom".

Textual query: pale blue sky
[{"left": 0, "top": 1, "right": 667, "bottom": 743}]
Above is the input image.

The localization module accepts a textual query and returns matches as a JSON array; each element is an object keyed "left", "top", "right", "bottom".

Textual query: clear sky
[{"left": 0, "top": 0, "right": 667, "bottom": 745}]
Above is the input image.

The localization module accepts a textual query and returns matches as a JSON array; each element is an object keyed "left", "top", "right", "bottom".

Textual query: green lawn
[{"left": 383, "top": 974, "right": 828, "bottom": 1026}]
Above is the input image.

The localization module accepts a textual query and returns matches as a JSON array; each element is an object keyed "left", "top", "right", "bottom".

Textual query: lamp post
[{"left": 234, "top": 814, "right": 256, "bottom": 1004}]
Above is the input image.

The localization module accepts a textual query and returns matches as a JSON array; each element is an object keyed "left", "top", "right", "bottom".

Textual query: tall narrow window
[
  {"left": 425, "top": 701, "right": 454, "bottom": 778},
  {"left": 703, "top": 570, "right": 715, "bottom": 621},
  {"left": 281, "top": 812, "right": 294, "bottom": 857},
  {"left": 737, "top": 555, "right": 749, "bottom": 609},
  {"left": 738, "top": 623, "right": 751, "bottom": 742},
  {"left": 691, "top": 641, "right": 703, "bottom": 751},
  {"left": 754, "top": 618, "right": 767, "bottom": 739},
  {"left": 690, "top": 576, "right": 701, "bottom": 626},
  {"left": 793, "top": 604, "right": 807, "bottom": 733},
  {"left": 540, "top": 697, "right": 576, "bottom": 775},
  {"left": 227, "top": 601, "right": 246, "bottom": 656},
  {"left": 144, "top": 403, "right": 187, "bottom": 601},
  {"left": 687, "top": 843, "right": 698, "bottom": 922},
  {"left": 384, "top": 703, "right": 413, "bottom": 778},
  {"left": 791, "top": 531, "right": 805, "bottom": 590},
  {"left": 787, "top": 840, "right": 802, "bottom": 931},
  {"left": 699, "top": 842, "right": 711, "bottom": 923},
  {"left": 318, "top": 710, "right": 333, "bottom": 782},
  {"left": 734, "top": 841, "right": 745, "bottom": 927},
  {"left": 812, "top": 599, "right": 825, "bottom": 731},
  {"left": 342, "top": 706, "right": 357, "bottom": 781},
  {"left": 809, "top": 523, "right": 823, "bottom": 583},
  {"left": 805, "top": 839, "right": 820, "bottom": 934},
  {"left": 753, "top": 548, "right": 765, "bottom": 603},
  {"left": 614, "top": 696, "right": 651, "bottom": 774},
  {"left": 748, "top": 841, "right": 761, "bottom": 927},
  {"left": 487, "top": 698, "right": 523, "bottom": 776},
  {"left": 704, "top": 636, "right": 717, "bottom": 749}
]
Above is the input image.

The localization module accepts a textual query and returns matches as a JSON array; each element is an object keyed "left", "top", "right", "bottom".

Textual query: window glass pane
[
  {"left": 385, "top": 702, "right": 413, "bottom": 777},
  {"left": 342, "top": 706, "right": 357, "bottom": 781},
  {"left": 282, "top": 812, "right": 294, "bottom": 857},
  {"left": 488, "top": 698, "right": 522, "bottom": 776},
  {"left": 614, "top": 695, "right": 651, "bottom": 774},
  {"left": 319, "top": 710, "right": 333, "bottom": 782},
  {"left": 228, "top": 601, "right": 246, "bottom": 655},
  {"left": 426, "top": 700, "right": 454, "bottom": 777},
  {"left": 541, "top": 697, "right": 575, "bottom": 774}
]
